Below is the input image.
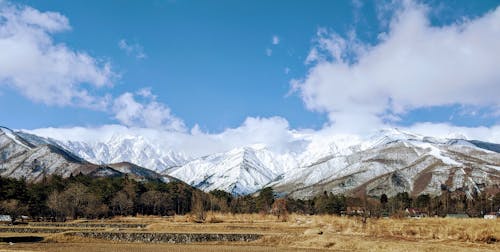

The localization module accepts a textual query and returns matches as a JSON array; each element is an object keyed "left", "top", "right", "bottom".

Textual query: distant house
[
  {"left": 342, "top": 207, "right": 365, "bottom": 216},
  {"left": 445, "top": 213, "right": 469, "bottom": 219},
  {"left": 0, "top": 215, "right": 12, "bottom": 224},
  {"left": 405, "top": 208, "right": 427, "bottom": 218},
  {"left": 484, "top": 212, "right": 497, "bottom": 220}
]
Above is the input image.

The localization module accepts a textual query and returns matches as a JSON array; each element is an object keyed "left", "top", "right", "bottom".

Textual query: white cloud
[
  {"left": 406, "top": 123, "right": 500, "bottom": 143},
  {"left": 293, "top": 1, "right": 500, "bottom": 133},
  {"left": 272, "top": 35, "right": 279, "bottom": 45},
  {"left": 0, "top": 2, "right": 179, "bottom": 130},
  {"left": 25, "top": 117, "right": 500, "bottom": 162},
  {"left": 112, "top": 91, "right": 185, "bottom": 131},
  {"left": 26, "top": 116, "right": 303, "bottom": 158},
  {"left": 8, "top": 0, "right": 500, "bottom": 162},
  {"left": 136, "top": 87, "right": 155, "bottom": 99},
  {"left": 0, "top": 1, "right": 114, "bottom": 109},
  {"left": 118, "top": 39, "right": 147, "bottom": 59}
]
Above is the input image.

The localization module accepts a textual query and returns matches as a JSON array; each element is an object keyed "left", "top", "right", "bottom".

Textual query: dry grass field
[{"left": 0, "top": 213, "right": 499, "bottom": 251}]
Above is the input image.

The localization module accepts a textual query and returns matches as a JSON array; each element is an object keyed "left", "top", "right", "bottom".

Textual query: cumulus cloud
[
  {"left": 118, "top": 39, "right": 147, "bottom": 59},
  {"left": 0, "top": 2, "right": 180, "bottom": 130},
  {"left": 0, "top": 1, "right": 114, "bottom": 109},
  {"left": 292, "top": 1, "right": 500, "bottom": 133},
  {"left": 112, "top": 91, "right": 185, "bottom": 131}
]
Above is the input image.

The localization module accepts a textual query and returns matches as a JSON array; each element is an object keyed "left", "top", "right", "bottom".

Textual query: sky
[{"left": 1, "top": 0, "right": 500, "bottom": 154}]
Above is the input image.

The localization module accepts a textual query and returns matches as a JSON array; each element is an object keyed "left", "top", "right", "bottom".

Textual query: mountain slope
[
  {"left": 0, "top": 127, "right": 174, "bottom": 183},
  {"left": 166, "top": 146, "right": 295, "bottom": 195},
  {"left": 17, "top": 131, "right": 189, "bottom": 173},
  {"left": 270, "top": 131, "right": 500, "bottom": 199},
  {"left": 7, "top": 126, "right": 500, "bottom": 198}
]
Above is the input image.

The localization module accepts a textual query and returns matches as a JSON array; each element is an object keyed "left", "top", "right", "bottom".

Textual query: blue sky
[{"left": 1, "top": 0, "right": 499, "bottom": 134}]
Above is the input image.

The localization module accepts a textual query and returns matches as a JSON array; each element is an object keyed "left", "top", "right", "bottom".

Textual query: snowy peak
[
  {"left": 34, "top": 133, "right": 190, "bottom": 173},
  {"left": 166, "top": 128, "right": 499, "bottom": 197},
  {"left": 0, "top": 126, "right": 35, "bottom": 150},
  {"left": 272, "top": 134, "right": 500, "bottom": 199},
  {"left": 2, "top": 126, "right": 499, "bottom": 198},
  {"left": 0, "top": 128, "right": 180, "bottom": 184},
  {"left": 1, "top": 127, "right": 92, "bottom": 181},
  {"left": 362, "top": 128, "right": 426, "bottom": 150},
  {"left": 166, "top": 146, "right": 289, "bottom": 195}
]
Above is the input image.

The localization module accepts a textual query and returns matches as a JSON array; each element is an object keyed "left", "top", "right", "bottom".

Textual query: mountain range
[
  {"left": 0, "top": 126, "right": 177, "bottom": 183},
  {"left": 1, "top": 126, "right": 499, "bottom": 199}
]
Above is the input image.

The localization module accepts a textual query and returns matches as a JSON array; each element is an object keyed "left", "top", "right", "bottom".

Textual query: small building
[
  {"left": 484, "top": 212, "right": 497, "bottom": 220},
  {"left": 0, "top": 215, "right": 12, "bottom": 224},
  {"left": 342, "top": 206, "right": 365, "bottom": 216},
  {"left": 405, "top": 208, "right": 427, "bottom": 218},
  {"left": 445, "top": 213, "right": 469, "bottom": 219}
]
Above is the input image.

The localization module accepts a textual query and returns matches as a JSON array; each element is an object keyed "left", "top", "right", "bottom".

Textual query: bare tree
[
  {"left": 271, "top": 198, "right": 288, "bottom": 222},
  {"left": 47, "top": 190, "right": 66, "bottom": 221},
  {"left": 191, "top": 191, "right": 206, "bottom": 222},
  {"left": 111, "top": 191, "right": 134, "bottom": 216},
  {"left": 47, "top": 183, "right": 104, "bottom": 220}
]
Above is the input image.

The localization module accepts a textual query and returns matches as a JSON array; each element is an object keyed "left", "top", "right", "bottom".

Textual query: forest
[{"left": 1, "top": 174, "right": 499, "bottom": 223}]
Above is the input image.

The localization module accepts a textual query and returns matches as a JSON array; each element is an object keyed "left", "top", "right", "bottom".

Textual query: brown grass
[{"left": 0, "top": 213, "right": 498, "bottom": 251}]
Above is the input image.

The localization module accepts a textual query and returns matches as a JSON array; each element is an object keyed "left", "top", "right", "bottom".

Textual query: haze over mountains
[{"left": 2, "top": 126, "right": 499, "bottom": 199}]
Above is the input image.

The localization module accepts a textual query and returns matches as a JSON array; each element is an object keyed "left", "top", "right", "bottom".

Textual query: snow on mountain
[
  {"left": 162, "top": 127, "right": 499, "bottom": 196},
  {"left": 270, "top": 129, "right": 500, "bottom": 198},
  {"left": 0, "top": 127, "right": 178, "bottom": 183},
  {"left": 166, "top": 145, "right": 297, "bottom": 195},
  {"left": 1, "top": 126, "right": 94, "bottom": 181},
  {"left": 5, "top": 125, "right": 500, "bottom": 198},
  {"left": 17, "top": 132, "right": 190, "bottom": 173}
]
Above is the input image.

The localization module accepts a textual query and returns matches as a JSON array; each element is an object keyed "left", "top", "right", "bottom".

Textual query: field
[{"left": 0, "top": 213, "right": 499, "bottom": 251}]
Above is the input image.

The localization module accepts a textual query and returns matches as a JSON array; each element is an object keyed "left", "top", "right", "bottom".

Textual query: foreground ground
[{"left": 0, "top": 213, "right": 498, "bottom": 251}]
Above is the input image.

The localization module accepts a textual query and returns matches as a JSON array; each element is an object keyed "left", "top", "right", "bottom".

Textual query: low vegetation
[
  {"left": 0, "top": 214, "right": 498, "bottom": 251},
  {"left": 1, "top": 175, "right": 499, "bottom": 251}
]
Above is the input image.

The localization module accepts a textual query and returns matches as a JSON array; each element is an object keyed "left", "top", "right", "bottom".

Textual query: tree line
[
  {"left": 0, "top": 174, "right": 194, "bottom": 222},
  {"left": 1, "top": 175, "right": 499, "bottom": 223}
]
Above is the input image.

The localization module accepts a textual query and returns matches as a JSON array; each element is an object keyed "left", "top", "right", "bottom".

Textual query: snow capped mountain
[
  {"left": 0, "top": 127, "right": 177, "bottom": 183},
  {"left": 17, "top": 132, "right": 189, "bottom": 173},
  {"left": 162, "top": 128, "right": 499, "bottom": 196},
  {"left": 4, "top": 125, "right": 499, "bottom": 198},
  {"left": 166, "top": 145, "right": 297, "bottom": 195},
  {"left": 1, "top": 126, "right": 95, "bottom": 181},
  {"left": 270, "top": 129, "right": 500, "bottom": 198}
]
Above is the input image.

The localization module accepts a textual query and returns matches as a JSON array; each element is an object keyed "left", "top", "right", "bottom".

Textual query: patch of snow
[
  {"left": 1, "top": 128, "right": 31, "bottom": 150},
  {"left": 410, "top": 142, "right": 462, "bottom": 166}
]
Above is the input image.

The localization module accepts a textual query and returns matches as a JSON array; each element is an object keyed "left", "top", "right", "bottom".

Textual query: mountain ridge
[
  {"left": 3, "top": 126, "right": 499, "bottom": 199},
  {"left": 0, "top": 127, "right": 176, "bottom": 184}
]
